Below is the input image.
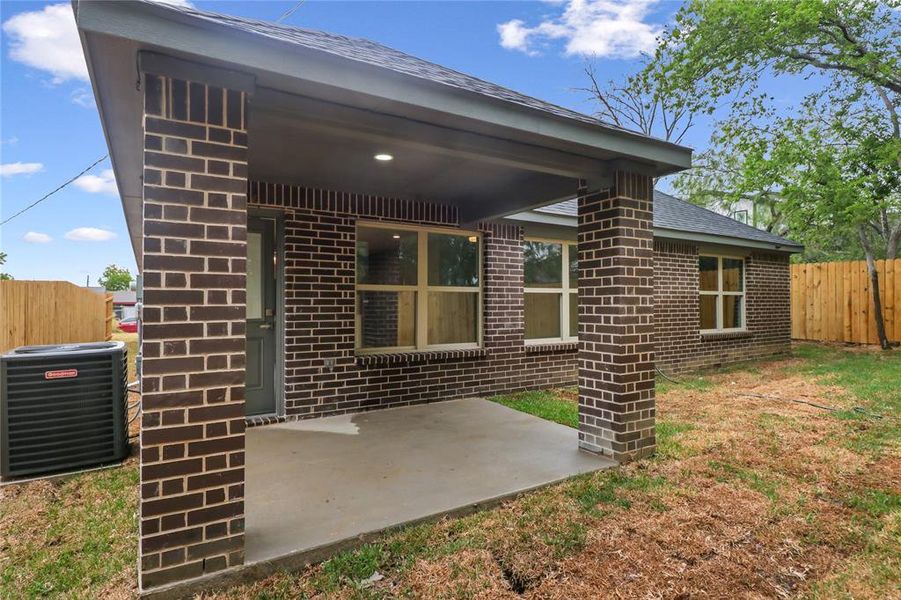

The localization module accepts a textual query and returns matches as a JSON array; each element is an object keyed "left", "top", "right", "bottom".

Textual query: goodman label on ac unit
[{"left": 45, "top": 369, "right": 79, "bottom": 380}]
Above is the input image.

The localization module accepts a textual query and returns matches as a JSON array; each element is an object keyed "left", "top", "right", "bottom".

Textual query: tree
[
  {"left": 0, "top": 252, "right": 12, "bottom": 281},
  {"left": 581, "top": 62, "right": 694, "bottom": 144},
  {"left": 98, "top": 264, "right": 133, "bottom": 291},
  {"left": 648, "top": 0, "right": 901, "bottom": 348}
]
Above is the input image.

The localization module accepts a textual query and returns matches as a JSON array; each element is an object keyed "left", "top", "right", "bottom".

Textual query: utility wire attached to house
[
  {"left": 0, "top": 154, "right": 109, "bottom": 226},
  {"left": 276, "top": 0, "right": 306, "bottom": 23}
]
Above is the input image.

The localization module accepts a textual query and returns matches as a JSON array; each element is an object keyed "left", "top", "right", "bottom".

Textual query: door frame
[{"left": 247, "top": 208, "right": 286, "bottom": 418}]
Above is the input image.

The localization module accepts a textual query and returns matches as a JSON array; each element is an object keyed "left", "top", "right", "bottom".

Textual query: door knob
[{"left": 259, "top": 323, "right": 273, "bottom": 329}]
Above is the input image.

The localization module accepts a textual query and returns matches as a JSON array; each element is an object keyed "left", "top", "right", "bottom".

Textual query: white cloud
[
  {"left": 497, "top": 0, "right": 663, "bottom": 59},
  {"left": 2, "top": 3, "right": 87, "bottom": 84},
  {"left": 0, "top": 136, "right": 18, "bottom": 146},
  {"left": 71, "top": 88, "right": 95, "bottom": 108},
  {"left": 498, "top": 19, "right": 537, "bottom": 55},
  {"left": 23, "top": 231, "right": 53, "bottom": 244},
  {"left": 64, "top": 227, "right": 117, "bottom": 242},
  {"left": 1, "top": 162, "right": 44, "bottom": 177},
  {"left": 153, "top": 0, "right": 195, "bottom": 7},
  {"left": 74, "top": 169, "right": 118, "bottom": 195}
]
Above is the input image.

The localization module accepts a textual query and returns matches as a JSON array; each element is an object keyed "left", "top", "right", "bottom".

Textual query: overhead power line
[
  {"left": 276, "top": 0, "right": 306, "bottom": 23},
  {"left": 0, "top": 155, "right": 108, "bottom": 227}
]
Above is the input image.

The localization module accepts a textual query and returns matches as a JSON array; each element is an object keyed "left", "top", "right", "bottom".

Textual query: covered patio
[
  {"left": 245, "top": 398, "right": 614, "bottom": 566},
  {"left": 75, "top": 0, "right": 691, "bottom": 594}
]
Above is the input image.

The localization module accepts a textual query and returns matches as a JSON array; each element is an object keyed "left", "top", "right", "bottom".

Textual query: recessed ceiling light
[
  {"left": 392, "top": 234, "right": 401, "bottom": 239},
  {"left": 468, "top": 236, "right": 478, "bottom": 243},
  {"left": 374, "top": 153, "right": 393, "bottom": 161}
]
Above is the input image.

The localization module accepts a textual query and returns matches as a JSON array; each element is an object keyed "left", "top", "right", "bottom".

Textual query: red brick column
[
  {"left": 577, "top": 171, "right": 655, "bottom": 462},
  {"left": 139, "top": 72, "right": 249, "bottom": 589}
]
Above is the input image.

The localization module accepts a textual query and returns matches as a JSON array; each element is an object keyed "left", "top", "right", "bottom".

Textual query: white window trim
[
  {"left": 523, "top": 237, "right": 578, "bottom": 344},
  {"left": 355, "top": 220, "right": 483, "bottom": 354},
  {"left": 699, "top": 254, "right": 747, "bottom": 334}
]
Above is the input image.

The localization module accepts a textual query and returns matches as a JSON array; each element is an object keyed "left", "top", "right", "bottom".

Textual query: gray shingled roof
[
  {"left": 535, "top": 190, "right": 802, "bottom": 249},
  {"left": 141, "top": 0, "right": 637, "bottom": 133}
]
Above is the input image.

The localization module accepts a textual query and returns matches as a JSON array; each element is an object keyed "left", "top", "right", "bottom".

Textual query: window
[
  {"left": 699, "top": 255, "right": 745, "bottom": 332},
  {"left": 355, "top": 223, "right": 481, "bottom": 352},
  {"left": 524, "top": 239, "right": 578, "bottom": 342}
]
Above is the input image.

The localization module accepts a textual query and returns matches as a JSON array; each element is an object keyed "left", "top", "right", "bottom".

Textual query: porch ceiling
[
  {"left": 248, "top": 89, "right": 584, "bottom": 221},
  {"left": 74, "top": 0, "right": 692, "bottom": 266}
]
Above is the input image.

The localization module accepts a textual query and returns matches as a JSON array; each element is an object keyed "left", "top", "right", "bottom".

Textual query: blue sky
[{"left": 1, "top": 0, "right": 717, "bottom": 284}]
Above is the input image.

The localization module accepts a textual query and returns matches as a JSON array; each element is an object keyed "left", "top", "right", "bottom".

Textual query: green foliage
[
  {"left": 652, "top": 0, "right": 901, "bottom": 262},
  {"left": 653, "top": 0, "right": 900, "bottom": 114},
  {"left": 0, "top": 251, "right": 11, "bottom": 280},
  {"left": 98, "top": 264, "right": 133, "bottom": 291}
]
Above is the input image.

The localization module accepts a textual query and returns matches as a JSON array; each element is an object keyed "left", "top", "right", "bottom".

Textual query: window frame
[
  {"left": 698, "top": 254, "right": 747, "bottom": 334},
  {"left": 523, "top": 237, "right": 578, "bottom": 344},
  {"left": 355, "top": 220, "right": 483, "bottom": 354}
]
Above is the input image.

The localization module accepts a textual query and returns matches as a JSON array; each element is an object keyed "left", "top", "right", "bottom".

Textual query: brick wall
[
  {"left": 576, "top": 173, "right": 656, "bottom": 462},
  {"left": 245, "top": 181, "right": 792, "bottom": 428},
  {"left": 140, "top": 73, "right": 248, "bottom": 589},
  {"left": 654, "top": 241, "right": 792, "bottom": 373},
  {"left": 248, "top": 182, "right": 577, "bottom": 420}
]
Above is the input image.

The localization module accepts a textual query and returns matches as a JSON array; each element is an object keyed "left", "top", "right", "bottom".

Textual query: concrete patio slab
[{"left": 245, "top": 398, "right": 614, "bottom": 565}]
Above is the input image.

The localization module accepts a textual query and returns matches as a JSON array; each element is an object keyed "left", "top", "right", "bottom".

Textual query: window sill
[
  {"left": 525, "top": 341, "right": 578, "bottom": 354},
  {"left": 356, "top": 348, "right": 487, "bottom": 366},
  {"left": 700, "top": 329, "right": 753, "bottom": 341}
]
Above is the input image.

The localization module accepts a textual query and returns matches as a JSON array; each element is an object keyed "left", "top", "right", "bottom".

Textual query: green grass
[
  {"left": 491, "top": 390, "right": 578, "bottom": 428},
  {"left": 567, "top": 471, "right": 666, "bottom": 516},
  {"left": 0, "top": 465, "right": 139, "bottom": 598},
  {"left": 844, "top": 488, "right": 901, "bottom": 522},
  {"left": 708, "top": 460, "right": 781, "bottom": 503},
  {"left": 790, "top": 343, "right": 901, "bottom": 456},
  {"left": 656, "top": 374, "right": 715, "bottom": 395},
  {"left": 489, "top": 392, "right": 696, "bottom": 461},
  {"left": 656, "top": 419, "right": 696, "bottom": 460}
]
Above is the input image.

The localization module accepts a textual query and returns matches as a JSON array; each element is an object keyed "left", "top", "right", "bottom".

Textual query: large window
[
  {"left": 356, "top": 223, "right": 481, "bottom": 352},
  {"left": 699, "top": 255, "right": 745, "bottom": 332},
  {"left": 524, "top": 239, "right": 578, "bottom": 342}
]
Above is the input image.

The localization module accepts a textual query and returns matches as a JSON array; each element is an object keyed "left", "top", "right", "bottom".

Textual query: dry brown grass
[
  {"left": 205, "top": 349, "right": 897, "bottom": 599},
  {"left": 2, "top": 346, "right": 898, "bottom": 599}
]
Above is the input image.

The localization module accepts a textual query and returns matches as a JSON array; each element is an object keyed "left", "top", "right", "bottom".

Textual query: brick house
[{"left": 74, "top": 0, "right": 800, "bottom": 594}]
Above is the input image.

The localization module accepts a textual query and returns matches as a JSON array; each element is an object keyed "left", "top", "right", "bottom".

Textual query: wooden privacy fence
[
  {"left": 791, "top": 259, "right": 901, "bottom": 345},
  {"left": 0, "top": 281, "right": 113, "bottom": 353}
]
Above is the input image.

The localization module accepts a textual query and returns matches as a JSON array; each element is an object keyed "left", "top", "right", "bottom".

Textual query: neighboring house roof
[
  {"left": 136, "top": 1, "right": 629, "bottom": 134},
  {"left": 111, "top": 290, "right": 137, "bottom": 305},
  {"left": 523, "top": 190, "right": 803, "bottom": 252}
]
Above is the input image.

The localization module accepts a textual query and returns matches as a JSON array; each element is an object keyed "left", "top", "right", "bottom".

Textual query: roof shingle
[
  {"left": 535, "top": 190, "right": 802, "bottom": 249},
  {"left": 140, "top": 0, "right": 638, "bottom": 133}
]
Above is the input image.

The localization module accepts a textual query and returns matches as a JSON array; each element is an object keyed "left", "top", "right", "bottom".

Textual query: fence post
[{"left": 105, "top": 293, "right": 114, "bottom": 340}]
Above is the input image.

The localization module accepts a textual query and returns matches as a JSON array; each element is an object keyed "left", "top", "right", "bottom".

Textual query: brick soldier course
[{"left": 139, "top": 73, "right": 249, "bottom": 588}]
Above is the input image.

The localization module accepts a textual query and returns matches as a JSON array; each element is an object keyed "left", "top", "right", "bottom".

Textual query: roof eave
[
  {"left": 505, "top": 212, "right": 804, "bottom": 253},
  {"left": 75, "top": 0, "right": 691, "bottom": 178}
]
